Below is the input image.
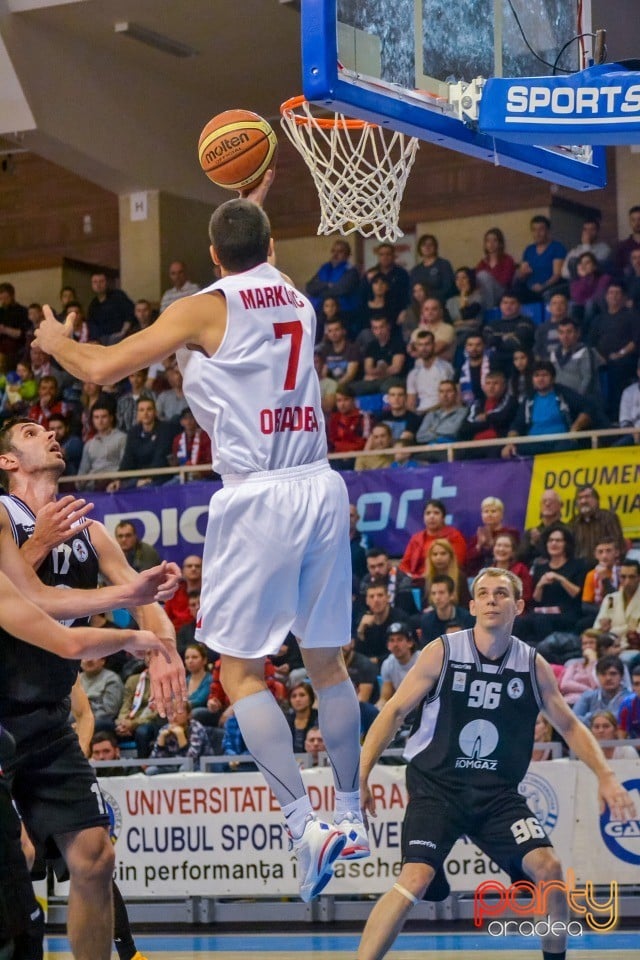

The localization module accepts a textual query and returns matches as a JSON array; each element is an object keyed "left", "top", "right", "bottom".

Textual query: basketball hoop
[{"left": 280, "top": 96, "right": 419, "bottom": 243}]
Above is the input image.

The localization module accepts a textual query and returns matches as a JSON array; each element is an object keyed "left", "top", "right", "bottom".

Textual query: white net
[{"left": 280, "top": 97, "right": 419, "bottom": 243}]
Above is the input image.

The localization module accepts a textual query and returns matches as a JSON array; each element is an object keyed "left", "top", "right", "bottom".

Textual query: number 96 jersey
[
  {"left": 404, "top": 630, "right": 544, "bottom": 791},
  {"left": 177, "top": 263, "right": 327, "bottom": 476}
]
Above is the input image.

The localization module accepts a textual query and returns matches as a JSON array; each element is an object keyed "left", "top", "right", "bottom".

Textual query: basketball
[{"left": 198, "top": 109, "right": 278, "bottom": 192}]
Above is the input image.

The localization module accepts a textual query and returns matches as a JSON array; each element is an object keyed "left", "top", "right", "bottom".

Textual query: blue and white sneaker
[
  {"left": 335, "top": 811, "right": 370, "bottom": 860},
  {"left": 291, "top": 816, "right": 346, "bottom": 902}
]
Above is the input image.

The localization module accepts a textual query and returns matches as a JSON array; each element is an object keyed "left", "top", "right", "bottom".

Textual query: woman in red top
[
  {"left": 466, "top": 496, "right": 521, "bottom": 576},
  {"left": 399, "top": 498, "right": 466, "bottom": 580},
  {"left": 475, "top": 227, "right": 516, "bottom": 305},
  {"left": 492, "top": 532, "right": 533, "bottom": 608}
]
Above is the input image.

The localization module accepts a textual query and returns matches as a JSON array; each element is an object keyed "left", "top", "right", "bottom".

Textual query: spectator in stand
[
  {"left": 415, "top": 380, "right": 467, "bottom": 449},
  {"left": 349, "top": 503, "right": 367, "bottom": 581},
  {"left": 365, "top": 273, "right": 391, "bottom": 324},
  {"left": 528, "top": 524, "right": 587, "bottom": 643},
  {"left": 342, "top": 637, "right": 379, "bottom": 704},
  {"left": 359, "top": 547, "right": 417, "bottom": 617},
  {"left": 594, "top": 558, "right": 640, "bottom": 654},
  {"left": 409, "top": 234, "right": 455, "bottom": 305},
  {"left": 89, "top": 730, "right": 126, "bottom": 777},
  {"left": 492, "top": 532, "right": 533, "bottom": 609},
  {"left": 459, "top": 369, "right": 518, "bottom": 449},
  {"left": 156, "top": 366, "right": 186, "bottom": 423},
  {"left": 355, "top": 581, "right": 405, "bottom": 664},
  {"left": 549, "top": 318, "right": 603, "bottom": 406},
  {"left": 47, "top": 412, "right": 83, "bottom": 477},
  {"left": 483, "top": 292, "right": 535, "bottom": 370},
  {"left": 164, "top": 555, "right": 203, "bottom": 631},
  {"left": 406, "top": 330, "right": 453, "bottom": 414},
  {"left": 362, "top": 242, "right": 411, "bottom": 324},
  {"left": 618, "top": 665, "right": 640, "bottom": 739},
  {"left": 113, "top": 520, "right": 161, "bottom": 573},
  {"left": 184, "top": 642, "right": 212, "bottom": 709},
  {"left": 573, "top": 655, "right": 630, "bottom": 726},
  {"left": 116, "top": 369, "right": 154, "bottom": 433},
  {"left": 317, "top": 295, "right": 345, "bottom": 345},
  {"left": 304, "top": 727, "right": 327, "bottom": 767},
  {"left": 589, "top": 282, "right": 640, "bottom": 418},
  {"left": 419, "top": 575, "right": 474, "bottom": 646},
  {"left": 77, "top": 403, "right": 126, "bottom": 488},
  {"left": 133, "top": 298, "right": 156, "bottom": 332},
  {"left": 534, "top": 292, "right": 570, "bottom": 359},
  {"left": 57, "top": 285, "right": 77, "bottom": 318},
  {"left": 465, "top": 496, "right": 520, "bottom": 577},
  {"left": 354, "top": 422, "right": 394, "bottom": 472},
  {"left": 570, "top": 484, "right": 627, "bottom": 564},
  {"left": 115, "top": 668, "right": 162, "bottom": 758},
  {"left": 62, "top": 300, "right": 89, "bottom": 344},
  {"left": 79, "top": 380, "right": 114, "bottom": 440},
  {"left": 176, "top": 590, "right": 201, "bottom": 656},
  {"left": 413, "top": 298, "right": 455, "bottom": 362},
  {"left": 0, "top": 359, "right": 38, "bottom": 420},
  {"left": 159, "top": 260, "right": 200, "bottom": 313},
  {"left": 474, "top": 227, "right": 517, "bottom": 307},
  {"left": 456, "top": 334, "right": 494, "bottom": 405},
  {"left": 517, "top": 488, "right": 564, "bottom": 568},
  {"left": 327, "top": 385, "right": 368, "bottom": 469},
  {"left": 562, "top": 218, "right": 612, "bottom": 281},
  {"left": 391, "top": 437, "right": 420, "bottom": 470},
  {"left": 397, "top": 282, "right": 429, "bottom": 343},
  {"left": 531, "top": 713, "right": 556, "bottom": 761},
  {"left": 0, "top": 282, "right": 29, "bottom": 368},
  {"left": 508, "top": 348, "right": 535, "bottom": 403},
  {"left": 446, "top": 267, "right": 485, "bottom": 345},
  {"left": 589, "top": 710, "right": 638, "bottom": 758},
  {"left": 306, "top": 239, "right": 361, "bottom": 334},
  {"left": 86, "top": 271, "right": 135, "bottom": 344},
  {"left": 352, "top": 316, "right": 406, "bottom": 396},
  {"left": 582, "top": 539, "right": 622, "bottom": 623},
  {"left": 79, "top": 656, "right": 124, "bottom": 732},
  {"left": 201, "top": 657, "right": 281, "bottom": 730},
  {"left": 378, "top": 382, "right": 421, "bottom": 440},
  {"left": 424, "top": 538, "right": 470, "bottom": 608},
  {"left": 399, "top": 497, "right": 466, "bottom": 579},
  {"left": 618, "top": 357, "right": 640, "bottom": 443},
  {"left": 148, "top": 701, "right": 208, "bottom": 772},
  {"left": 615, "top": 204, "right": 640, "bottom": 275},
  {"left": 108, "top": 396, "right": 176, "bottom": 490},
  {"left": 168, "top": 407, "right": 213, "bottom": 481},
  {"left": 512, "top": 215, "right": 567, "bottom": 303},
  {"left": 569, "top": 251, "right": 611, "bottom": 327},
  {"left": 558, "top": 629, "right": 600, "bottom": 706},
  {"left": 287, "top": 682, "right": 319, "bottom": 754},
  {"left": 377, "top": 623, "right": 420, "bottom": 707},
  {"left": 502, "top": 361, "right": 592, "bottom": 458},
  {"left": 30, "top": 342, "right": 73, "bottom": 394},
  {"left": 27, "top": 375, "right": 71, "bottom": 429},
  {"left": 624, "top": 248, "right": 640, "bottom": 312},
  {"left": 317, "top": 317, "right": 361, "bottom": 390}
]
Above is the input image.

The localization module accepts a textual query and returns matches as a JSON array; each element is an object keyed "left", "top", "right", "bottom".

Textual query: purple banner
[{"left": 85, "top": 459, "right": 532, "bottom": 564}]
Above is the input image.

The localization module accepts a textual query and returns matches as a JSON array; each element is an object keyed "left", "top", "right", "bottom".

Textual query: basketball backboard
[{"left": 301, "top": 0, "right": 606, "bottom": 190}]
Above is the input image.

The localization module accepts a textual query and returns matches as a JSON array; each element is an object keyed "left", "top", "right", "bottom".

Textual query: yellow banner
[{"left": 526, "top": 447, "right": 640, "bottom": 539}]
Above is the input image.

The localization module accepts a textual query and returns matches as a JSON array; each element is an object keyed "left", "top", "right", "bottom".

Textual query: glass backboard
[{"left": 301, "top": 0, "right": 606, "bottom": 190}]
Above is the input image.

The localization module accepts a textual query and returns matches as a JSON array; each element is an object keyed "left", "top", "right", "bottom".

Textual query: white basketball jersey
[{"left": 176, "top": 263, "right": 327, "bottom": 475}]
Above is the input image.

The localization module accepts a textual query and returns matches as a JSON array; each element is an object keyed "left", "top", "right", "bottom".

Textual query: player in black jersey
[
  {"left": 0, "top": 418, "right": 185, "bottom": 960},
  {"left": 357, "top": 567, "right": 635, "bottom": 960}
]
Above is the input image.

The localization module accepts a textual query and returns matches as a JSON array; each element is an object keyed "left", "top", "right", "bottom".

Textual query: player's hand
[
  {"left": 147, "top": 643, "right": 188, "bottom": 720},
  {"left": 599, "top": 771, "right": 637, "bottom": 822},
  {"left": 240, "top": 167, "right": 275, "bottom": 205},
  {"left": 34, "top": 305, "right": 74, "bottom": 353},
  {"left": 121, "top": 629, "right": 174, "bottom": 662},
  {"left": 31, "top": 495, "right": 94, "bottom": 551},
  {"left": 130, "top": 561, "right": 182, "bottom": 605},
  {"left": 360, "top": 778, "right": 376, "bottom": 828}
]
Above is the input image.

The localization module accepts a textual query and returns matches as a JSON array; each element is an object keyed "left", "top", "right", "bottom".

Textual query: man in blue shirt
[{"left": 513, "top": 215, "right": 567, "bottom": 303}]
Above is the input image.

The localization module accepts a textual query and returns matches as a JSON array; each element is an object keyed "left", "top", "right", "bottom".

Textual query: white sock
[{"left": 282, "top": 794, "right": 315, "bottom": 840}]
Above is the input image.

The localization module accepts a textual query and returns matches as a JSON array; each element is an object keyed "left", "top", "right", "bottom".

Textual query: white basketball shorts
[{"left": 195, "top": 460, "right": 351, "bottom": 659}]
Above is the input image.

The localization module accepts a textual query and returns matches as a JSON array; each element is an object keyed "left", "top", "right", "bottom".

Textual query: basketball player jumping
[
  {"left": 356, "top": 567, "right": 635, "bottom": 960},
  {"left": 0, "top": 417, "right": 184, "bottom": 960},
  {"left": 35, "top": 172, "right": 369, "bottom": 902}
]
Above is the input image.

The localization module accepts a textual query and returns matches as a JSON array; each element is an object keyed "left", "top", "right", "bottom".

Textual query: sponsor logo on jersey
[
  {"left": 452, "top": 671, "right": 467, "bottom": 693},
  {"left": 507, "top": 677, "right": 524, "bottom": 699},
  {"left": 599, "top": 778, "right": 640, "bottom": 865},
  {"left": 450, "top": 662, "right": 472, "bottom": 670},
  {"left": 455, "top": 719, "right": 499, "bottom": 771},
  {"left": 72, "top": 538, "right": 89, "bottom": 563},
  {"left": 518, "top": 771, "right": 559, "bottom": 833},
  {"left": 409, "top": 838, "right": 437, "bottom": 849}
]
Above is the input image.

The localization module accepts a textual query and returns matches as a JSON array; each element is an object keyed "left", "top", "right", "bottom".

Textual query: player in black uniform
[
  {"left": 0, "top": 418, "right": 185, "bottom": 960},
  {"left": 357, "top": 567, "right": 635, "bottom": 960}
]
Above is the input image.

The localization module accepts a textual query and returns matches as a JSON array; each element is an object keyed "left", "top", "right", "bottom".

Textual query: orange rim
[{"left": 280, "top": 95, "right": 378, "bottom": 129}]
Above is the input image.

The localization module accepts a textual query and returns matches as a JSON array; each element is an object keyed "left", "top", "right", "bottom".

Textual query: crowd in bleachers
[{"left": 2, "top": 214, "right": 640, "bottom": 771}]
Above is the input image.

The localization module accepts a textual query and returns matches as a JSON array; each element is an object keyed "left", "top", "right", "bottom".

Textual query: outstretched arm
[{"left": 536, "top": 655, "right": 636, "bottom": 822}]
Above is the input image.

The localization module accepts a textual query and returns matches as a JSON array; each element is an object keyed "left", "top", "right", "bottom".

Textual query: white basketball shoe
[
  {"left": 335, "top": 810, "right": 370, "bottom": 860},
  {"left": 291, "top": 816, "right": 346, "bottom": 902}
]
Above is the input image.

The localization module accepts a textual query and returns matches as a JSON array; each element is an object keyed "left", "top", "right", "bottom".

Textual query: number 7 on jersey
[{"left": 273, "top": 320, "right": 302, "bottom": 390}]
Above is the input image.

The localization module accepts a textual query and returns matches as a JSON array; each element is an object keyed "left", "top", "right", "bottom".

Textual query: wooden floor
[{"left": 43, "top": 929, "right": 640, "bottom": 958}]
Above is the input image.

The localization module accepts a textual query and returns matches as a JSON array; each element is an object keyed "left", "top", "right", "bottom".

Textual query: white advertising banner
[{"left": 89, "top": 759, "right": 589, "bottom": 899}]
